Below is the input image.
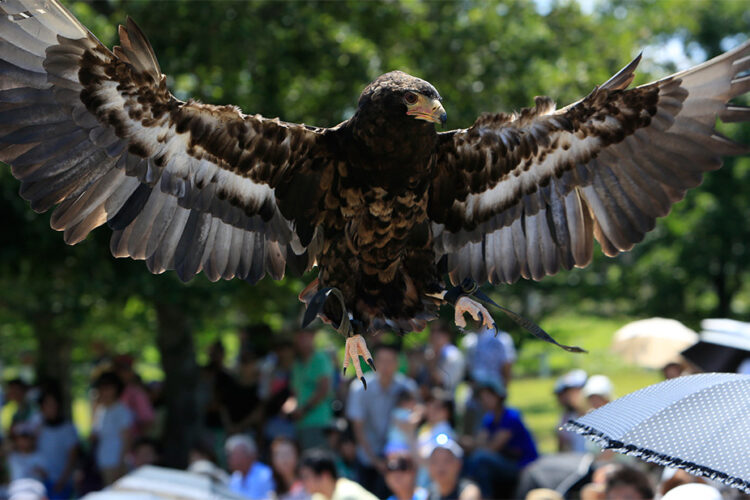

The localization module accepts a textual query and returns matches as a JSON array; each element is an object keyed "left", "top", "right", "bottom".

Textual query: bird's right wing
[{"left": 0, "top": 0, "right": 337, "bottom": 283}]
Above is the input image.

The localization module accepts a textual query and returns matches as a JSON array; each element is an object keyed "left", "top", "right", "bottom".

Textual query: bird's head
[{"left": 358, "top": 71, "right": 447, "bottom": 126}]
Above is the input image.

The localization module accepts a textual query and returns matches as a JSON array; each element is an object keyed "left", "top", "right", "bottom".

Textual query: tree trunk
[
  {"left": 155, "top": 301, "right": 200, "bottom": 468},
  {"left": 33, "top": 312, "right": 72, "bottom": 419}
]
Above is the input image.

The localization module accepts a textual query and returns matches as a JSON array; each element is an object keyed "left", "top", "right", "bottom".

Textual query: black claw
[
  {"left": 360, "top": 377, "right": 367, "bottom": 390},
  {"left": 367, "top": 358, "right": 376, "bottom": 372},
  {"left": 302, "top": 287, "right": 334, "bottom": 327},
  {"left": 478, "top": 312, "right": 483, "bottom": 324},
  {"left": 493, "top": 322, "right": 498, "bottom": 336},
  {"left": 343, "top": 366, "right": 347, "bottom": 376}
]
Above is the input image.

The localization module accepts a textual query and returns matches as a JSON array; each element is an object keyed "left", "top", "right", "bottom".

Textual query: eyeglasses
[{"left": 386, "top": 457, "right": 414, "bottom": 472}]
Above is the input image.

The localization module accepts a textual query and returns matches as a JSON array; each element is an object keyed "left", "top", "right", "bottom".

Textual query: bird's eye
[{"left": 404, "top": 92, "right": 418, "bottom": 105}]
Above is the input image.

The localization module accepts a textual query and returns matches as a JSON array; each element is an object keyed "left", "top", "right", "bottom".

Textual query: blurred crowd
[{"left": 0, "top": 321, "right": 744, "bottom": 500}]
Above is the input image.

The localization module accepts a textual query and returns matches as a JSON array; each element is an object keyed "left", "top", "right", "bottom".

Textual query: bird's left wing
[
  {"left": 0, "top": 0, "right": 336, "bottom": 283},
  {"left": 430, "top": 42, "right": 750, "bottom": 285}
]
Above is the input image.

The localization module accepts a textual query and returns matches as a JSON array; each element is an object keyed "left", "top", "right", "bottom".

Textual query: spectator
[
  {"left": 200, "top": 339, "right": 236, "bottom": 464},
  {"left": 129, "top": 437, "right": 160, "bottom": 468},
  {"left": 226, "top": 434, "right": 274, "bottom": 500},
  {"left": 347, "top": 343, "right": 417, "bottom": 498},
  {"left": 582, "top": 375, "right": 613, "bottom": 410},
  {"left": 661, "top": 483, "right": 722, "bottom": 500},
  {"left": 466, "top": 378, "right": 538, "bottom": 497},
  {"left": 225, "top": 352, "right": 263, "bottom": 435},
  {"left": 324, "top": 419, "right": 357, "bottom": 481},
  {"left": 604, "top": 465, "right": 653, "bottom": 500},
  {"left": 299, "top": 448, "right": 378, "bottom": 500},
  {"left": 425, "top": 435, "right": 480, "bottom": 500},
  {"left": 291, "top": 329, "right": 333, "bottom": 450},
  {"left": 384, "top": 451, "right": 428, "bottom": 500},
  {"left": 463, "top": 326, "right": 516, "bottom": 388},
  {"left": 417, "top": 388, "right": 456, "bottom": 453},
  {"left": 385, "top": 389, "right": 421, "bottom": 454},
  {"left": 662, "top": 361, "right": 685, "bottom": 380},
  {"left": 260, "top": 336, "right": 296, "bottom": 444},
  {"left": 270, "top": 436, "right": 309, "bottom": 500},
  {"left": 91, "top": 371, "right": 133, "bottom": 485},
  {"left": 425, "top": 321, "right": 465, "bottom": 394},
  {"left": 7, "top": 425, "right": 44, "bottom": 482},
  {"left": 554, "top": 369, "right": 588, "bottom": 453},
  {"left": 5, "top": 379, "right": 41, "bottom": 434},
  {"left": 114, "top": 355, "right": 155, "bottom": 437},
  {"left": 36, "top": 390, "right": 78, "bottom": 499}
]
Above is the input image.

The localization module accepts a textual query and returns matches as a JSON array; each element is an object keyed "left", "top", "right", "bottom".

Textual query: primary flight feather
[{"left": 1, "top": 0, "right": 749, "bottom": 382}]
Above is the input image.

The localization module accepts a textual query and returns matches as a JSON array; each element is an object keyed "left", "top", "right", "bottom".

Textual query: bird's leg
[
  {"left": 454, "top": 295, "right": 496, "bottom": 331},
  {"left": 342, "top": 323, "right": 376, "bottom": 390},
  {"left": 301, "top": 286, "right": 374, "bottom": 389}
]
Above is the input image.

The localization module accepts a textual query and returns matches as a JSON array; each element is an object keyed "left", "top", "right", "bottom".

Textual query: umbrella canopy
[
  {"left": 681, "top": 319, "right": 750, "bottom": 372},
  {"left": 564, "top": 373, "right": 750, "bottom": 493},
  {"left": 611, "top": 318, "right": 698, "bottom": 369}
]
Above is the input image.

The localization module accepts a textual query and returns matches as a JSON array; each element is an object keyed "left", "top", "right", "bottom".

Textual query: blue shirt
[
  {"left": 387, "top": 487, "right": 428, "bottom": 500},
  {"left": 228, "top": 462, "right": 275, "bottom": 500},
  {"left": 481, "top": 407, "right": 538, "bottom": 467}
]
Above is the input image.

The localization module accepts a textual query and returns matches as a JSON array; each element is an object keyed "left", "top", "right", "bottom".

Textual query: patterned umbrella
[{"left": 564, "top": 373, "right": 750, "bottom": 493}]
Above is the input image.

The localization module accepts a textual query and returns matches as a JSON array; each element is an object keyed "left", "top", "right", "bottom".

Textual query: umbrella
[
  {"left": 564, "top": 373, "right": 750, "bottom": 493},
  {"left": 681, "top": 319, "right": 750, "bottom": 372},
  {"left": 611, "top": 318, "right": 697, "bottom": 369},
  {"left": 81, "top": 466, "right": 246, "bottom": 500}
]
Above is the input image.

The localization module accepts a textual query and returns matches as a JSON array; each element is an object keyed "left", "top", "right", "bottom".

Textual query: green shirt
[{"left": 291, "top": 350, "right": 333, "bottom": 428}]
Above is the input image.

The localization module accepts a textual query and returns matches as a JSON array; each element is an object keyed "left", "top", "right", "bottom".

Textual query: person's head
[
  {"left": 583, "top": 375, "right": 613, "bottom": 409},
  {"left": 477, "top": 378, "right": 506, "bottom": 412},
  {"left": 426, "top": 435, "right": 464, "bottom": 495},
  {"left": 395, "top": 388, "right": 417, "bottom": 410},
  {"left": 189, "top": 438, "right": 218, "bottom": 465},
  {"left": 384, "top": 451, "right": 417, "bottom": 500},
  {"left": 661, "top": 483, "right": 722, "bottom": 500},
  {"left": 114, "top": 354, "right": 136, "bottom": 382},
  {"left": 374, "top": 343, "right": 400, "bottom": 380},
  {"left": 131, "top": 437, "right": 160, "bottom": 467},
  {"left": 6, "top": 378, "right": 28, "bottom": 404},
  {"left": 10, "top": 425, "right": 36, "bottom": 453},
  {"left": 40, "top": 389, "right": 64, "bottom": 426},
  {"left": 662, "top": 361, "right": 684, "bottom": 380},
  {"left": 604, "top": 465, "right": 653, "bottom": 500},
  {"left": 94, "top": 371, "right": 125, "bottom": 405},
  {"left": 294, "top": 328, "right": 317, "bottom": 358},
  {"left": 429, "top": 320, "right": 453, "bottom": 350},
  {"left": 271, "top": 436, "right": 300, "bottom": 487},
  {"left": 299, "top": 448, "right": 338, "bottom": 496},
  {"left": 225, "top": 434, "right": 258, "bottom": 474},
  {"left": 554, "top": 369, "right": 587, "bottom": 411},
  {"left": 426, "top": 387, "right": 454, "bottom": 426}
]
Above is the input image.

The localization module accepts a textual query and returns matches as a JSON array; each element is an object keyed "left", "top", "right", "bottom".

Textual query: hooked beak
[{"left": 406, "top": 96, "right": 447, "bottom": 125}]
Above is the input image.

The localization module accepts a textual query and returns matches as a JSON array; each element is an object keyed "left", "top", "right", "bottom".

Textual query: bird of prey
[{"left": 1, "top": 0, "right": 749, "bottom": 384}]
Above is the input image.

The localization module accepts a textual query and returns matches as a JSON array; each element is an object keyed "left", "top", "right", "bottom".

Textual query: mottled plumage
[{"left": 1, "top": 0, "right": 749, "bottom": 338}]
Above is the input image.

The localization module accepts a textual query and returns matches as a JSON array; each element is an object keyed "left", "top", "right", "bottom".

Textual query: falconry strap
[{"left": 446, "top": 278, "right": 587, "bottom": 353}]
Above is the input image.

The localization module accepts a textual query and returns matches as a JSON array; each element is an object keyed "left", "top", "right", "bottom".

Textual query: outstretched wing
[
  {"left": 431, "top": 42, "right": 750, "bottom": 285},
  {"left": 0, "top": 0, "right": 335, "bottom": 283}
]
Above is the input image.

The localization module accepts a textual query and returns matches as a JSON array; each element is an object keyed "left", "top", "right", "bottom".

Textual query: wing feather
[
  {"left": 433, "top": 41, "right": 750, "bottom": 284},
  {"left": 0, "top": 0, "right": 337, "bottom": 282}
]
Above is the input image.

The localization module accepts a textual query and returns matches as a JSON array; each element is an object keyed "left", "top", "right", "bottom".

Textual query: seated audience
[
  {"left": 291, "top": 328, "right": 333, "bottom": 451},
  {"left": 271, "top": 436, "right": 309, "bottom": 500},
  {"left": 604, "top": 465, "right": 653, "bottom": 500},
  {"left": 554, "top": 369, "right": 588, "bottom": 453},
  {"left": 7, "top": 425, "right": 44, "bottom": 482},
  {"left": 384, "top": 450, "right": 428, "bottom": 500},
  {"left": 582, "top": 375, "right": 613, "bottom": 410},
  {"left": 226, "top": 434, "right": 274, "bottom": 500},
  {"left": 425, "top": 435, "right": 480, "bottom": 500},
  {"left": 36, "top": 390, "right": 79, "bottom": 499},
  {"left": 299, "top": 448, "right": 378, "bottom": 500},
  {"left": 425, "top": 321, "right": 465, "bottom": 394},
  {"left": 465, "top": 378, "right": 538, "bottom": 497},
  {"left": 385, "top": 389, "right": 420, "bottom": 454},
  {"left": 129, "top": 437, "right": 160, "bottom": 468}
]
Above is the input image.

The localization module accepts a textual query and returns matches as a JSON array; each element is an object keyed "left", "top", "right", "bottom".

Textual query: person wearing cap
[
  {"left": 582, "top": 375, "right": 613, "bottom": 410},
  {"left": 425, "top": 434, "right": 480, "bottom": 500},
  {"left": 226, "top": 434, "right": 275, "bottom": 500},
  {"left": 384, "top": 450, "right": 428, "bottom": 500},
  {"left": 554, "top": 369, "right": 588, "bottom": 453},
  {"left": 465, "top": 377, "right": 538, "bottom": 497}
]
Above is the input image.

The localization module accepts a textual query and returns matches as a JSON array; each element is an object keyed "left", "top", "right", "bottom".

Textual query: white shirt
[{"left": 37, "top": 421, "right": 78, "bottom": 482}]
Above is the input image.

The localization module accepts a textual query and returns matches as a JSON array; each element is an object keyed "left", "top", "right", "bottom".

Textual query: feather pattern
[{"left": 433, "top": 40, "right": 750, "bottom": 285}]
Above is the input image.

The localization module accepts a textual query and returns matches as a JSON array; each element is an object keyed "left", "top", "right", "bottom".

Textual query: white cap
[
  {"left": 582, "top": 374, "right": 614, "bottom": 399},
  {"left": 661, "top": 483, "right": 722, "bottom": 500}
]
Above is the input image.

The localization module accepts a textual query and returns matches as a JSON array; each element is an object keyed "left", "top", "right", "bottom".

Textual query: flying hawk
[{"left": 1, "top": 0, "right": 749, "bottom": 383}]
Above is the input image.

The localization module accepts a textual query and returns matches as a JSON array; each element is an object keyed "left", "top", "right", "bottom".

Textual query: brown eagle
[{"left": 1, "top": 0, "right": 749, "bottom": 382}]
